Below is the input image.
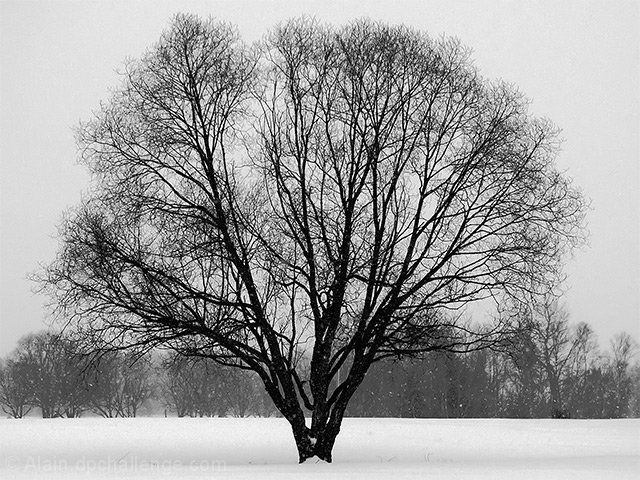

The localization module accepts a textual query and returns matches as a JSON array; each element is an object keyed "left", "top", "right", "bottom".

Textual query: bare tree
[
  {"left": 12, "top": 331, "right": 88, "bottom": 418},
  {"left": 85, "top": 351, "right": 154, "bottom": 417},
  {"left": 606, "top": 332, "right": 637, "bottom": 417},
  {"left": 224, "top": 369, "right": 263, "bottom": 417},
  {"left": 502, "top": 328, "right": 546, "bottom": 417},
  {"left": 161, "top": 353, "right": 227, "bottom": 417},
  {"left": 39, "top": 15, "right": 586, "bottom": 461},
  {"left": 162, "top": 354, "right": 269, "bottom": 417},
  {"left": 119, "top": 354, "right": 155, "bottom": 417},
  {"left": 508, "top": 296, "right": 594, "bottom": 418},
  {"left": 531, "top": 300, "right": 574, "bottom": 417},
  {"left": 0, "top": 358, "right": 33, "bottom": 418},
  {"left": 627, "top": 362, "right": 640, "bottom": 417},
  {"left": 85, "top": 352, "right": 122, "bottom": 418},
  {"left": 562, "top": 322, "right": 600, "bottom": 416}
]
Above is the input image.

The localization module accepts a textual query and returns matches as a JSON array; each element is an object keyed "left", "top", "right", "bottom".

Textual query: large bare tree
[{"left": 40, "top": 15, "right": 586, "bottom": 461}]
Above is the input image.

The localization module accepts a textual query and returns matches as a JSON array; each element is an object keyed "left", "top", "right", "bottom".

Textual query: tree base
[{"left": 300, "top": 456, "right": 331, "bottom": 464}]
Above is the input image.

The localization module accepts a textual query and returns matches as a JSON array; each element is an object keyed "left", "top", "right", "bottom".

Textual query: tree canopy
[{"left": 40, "top": 14, "right": 586, "bottom": 462}]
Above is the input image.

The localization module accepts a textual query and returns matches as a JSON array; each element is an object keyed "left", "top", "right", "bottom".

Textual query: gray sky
[{"left": 1, "top": 0, "right": 638, "bottom": 356}]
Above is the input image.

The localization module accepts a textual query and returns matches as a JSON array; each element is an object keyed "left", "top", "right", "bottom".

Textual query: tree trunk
[
  {"left": 262, "top": 341, "right": 370, "bottom": 463},
  {"left": 289, "top": 372, "right": 362, "bottom": 463},
  {"left": 41, "top": 405, "right": 54, "bottom": 418},
  {"left": 548, "top": 374, "right": 566, "bottom": 418},
  {"left": 290, "top": 416, "right": 341, "bottom": 463}
]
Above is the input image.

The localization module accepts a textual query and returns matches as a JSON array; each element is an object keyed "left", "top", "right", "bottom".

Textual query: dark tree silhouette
[
  {"left": 39, "top": 15, "right": 586, "bottom": 461},
  {"left": 504, "top": 328, "right": 547, "bottom": 417},
  {"left": 10, "top": 331, "right": 88, "bottom": 418},
  {"left": 0, "top": 358, "right": 33, "bottom": 418}
]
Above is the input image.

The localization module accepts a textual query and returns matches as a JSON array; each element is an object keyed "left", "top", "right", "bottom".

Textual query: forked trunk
[{"left": 291, "top": 418, "right": 341, "bottom": 463}]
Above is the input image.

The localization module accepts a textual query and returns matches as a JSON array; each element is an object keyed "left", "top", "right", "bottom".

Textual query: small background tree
[
  {"left": 85, "top": 351, "right": 154, "bottom": 418},
  {"left": 161, "top": 353, "right": 227, "bottom": 417},
  {"left": 8, "top": 331, "right": 88, "bottom": 418},
  {"left": 0, "top": 358, "right": 33, "bottom": 418}
]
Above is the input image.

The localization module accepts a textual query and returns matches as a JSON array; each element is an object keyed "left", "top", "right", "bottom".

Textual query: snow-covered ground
[{"left": 0, "top": 417, "right": 638, "bottom": 479}]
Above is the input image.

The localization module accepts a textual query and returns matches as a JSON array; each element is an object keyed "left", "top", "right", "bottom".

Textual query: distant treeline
[{"left": 1, "top": 324, "right": 638, "bottom": 419}]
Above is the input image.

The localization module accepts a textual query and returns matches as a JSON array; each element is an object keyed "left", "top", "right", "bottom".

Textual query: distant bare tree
[
  {"left": 224, "top": 369, "right": 263, "bottom": 417},
  {"left": 119, "top": 354, "right": 155, "bottom": 417},
  {"left": 12, "top": 331, "right": 88, "bottom": 418},
  {"left": 39, "top": 15, "right": 586, "bottom": 461},
  {"left": 562, "top": 322, "right": 600, "bottom": 416},
  {"left": 505, "top": 296, "right": 594, "bottom": 418},
  {"left": 161, "top": 353, "right": 227, "bottom": 417},
  {"left": 531, "top": 300, "right": 574, "bottom": 417},
  {"left": 610, "top": 333, "right": 636, "bottom": 375},
  {"left": 627, "top": 362, "right": 640, "bottom": 417},
  {"left": 0, "top": 358, "right": 33, "bottom": 418},
  {"left": 85, "top": 351, "right": 154, "bottom": 417},
  {"left": 85, "top": 352, "right": 122, "bottom": 418},
  {"left": 606, "top": 332, "right": 637, "bottom": 416}
]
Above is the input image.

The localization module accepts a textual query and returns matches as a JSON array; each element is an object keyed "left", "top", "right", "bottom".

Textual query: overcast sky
[{"left": 1, "top": 0, "right": 638, "bottom": 356}]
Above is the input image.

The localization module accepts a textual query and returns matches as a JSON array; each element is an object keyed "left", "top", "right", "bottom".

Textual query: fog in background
[{"left": 1, "top": 0, "right": 638, "bottom": 355}]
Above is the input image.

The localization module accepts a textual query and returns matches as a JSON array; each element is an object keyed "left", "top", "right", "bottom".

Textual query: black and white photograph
[{"left": 1, "top": 1, "right": 638, "bottom": 478}]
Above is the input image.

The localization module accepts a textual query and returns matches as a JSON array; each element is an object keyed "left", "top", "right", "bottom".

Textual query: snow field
[{"left": 0, "top": 417, "right": 638, "bottom": 479}]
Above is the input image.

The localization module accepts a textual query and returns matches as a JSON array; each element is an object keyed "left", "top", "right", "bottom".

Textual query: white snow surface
[{"left": 0, "top": 417, "right": 638, "bottom": 479}]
